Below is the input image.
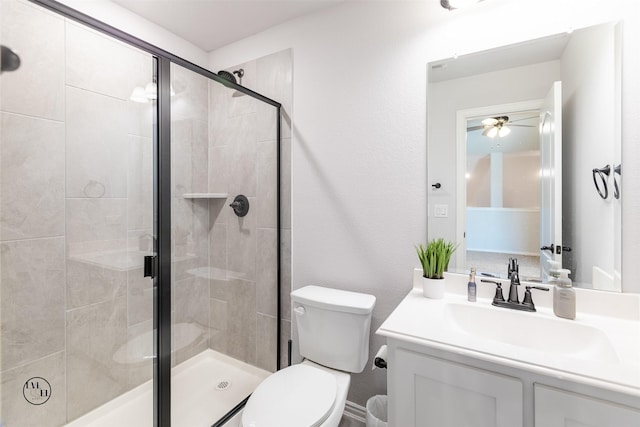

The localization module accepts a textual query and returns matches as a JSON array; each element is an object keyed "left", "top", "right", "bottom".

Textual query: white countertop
[{"left": 377, "top": 273, "right": 640, "bottom": 397}]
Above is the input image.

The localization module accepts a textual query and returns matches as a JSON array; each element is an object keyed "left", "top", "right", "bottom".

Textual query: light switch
[{"left": 434, "top": 204, "right": 448, "bottom": 218}]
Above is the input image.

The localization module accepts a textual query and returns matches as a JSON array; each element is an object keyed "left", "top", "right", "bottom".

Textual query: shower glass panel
[
  {"left": 0, "top": 0, "right": 157, "bottom": 425},
  {"left": 170, "top": 62, "right": 280, "bottom": 425}
]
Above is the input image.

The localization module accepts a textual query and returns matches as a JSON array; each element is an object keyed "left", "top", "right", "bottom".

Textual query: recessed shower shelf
[{"left": 183, "top": 193, "right": 229, "bottom": 199}]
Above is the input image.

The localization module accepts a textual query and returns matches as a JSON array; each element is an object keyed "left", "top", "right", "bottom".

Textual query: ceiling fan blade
[
  {"left": 467, "top": 125, "right": 485, "bottom": 131},
  {"left": 509, "top": 124, "right": 536, "bottom": 128},
  {"left": 509, "top": 115, "right": 538, "bottom": 123}
]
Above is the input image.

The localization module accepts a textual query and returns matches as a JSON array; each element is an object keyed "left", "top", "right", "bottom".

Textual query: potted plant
[{"left": 416, "top": 238, "right": 457, "bottom": 299}]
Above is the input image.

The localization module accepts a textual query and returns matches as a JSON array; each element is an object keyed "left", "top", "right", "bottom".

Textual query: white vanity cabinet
[
  {"left": 385, "top": 339, "right": 640, "bottom": 427},
  {"left": 534, "top": 384, "right": 640, "bottom": 427},
  {"left": 391, "top": 348, "right": 523, "bottom": 427},
  {"left": 378, "top": 286, "right": 640, "bottom": 427}
]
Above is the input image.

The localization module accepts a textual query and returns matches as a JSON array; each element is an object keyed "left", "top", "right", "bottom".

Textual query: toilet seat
[{"left": 242, "top": 364, "right": 337, "bottom": 427}]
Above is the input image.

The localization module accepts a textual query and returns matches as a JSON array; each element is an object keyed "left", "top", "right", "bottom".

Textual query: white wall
[
  {"left": 208, "top": 0, "right": 640, "bottom": 405},
  {"left": 58, "top": 0, "right": 208, "bottom": 67},
  {"left": 561, "top": 23, "right": 617, "bottom": 286},
  {"left": 467, "top": 208, "right": 540, "bottom": 255}
]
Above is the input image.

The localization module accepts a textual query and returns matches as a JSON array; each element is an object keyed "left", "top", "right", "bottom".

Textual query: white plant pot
[{"left": 422, "top": 276, "right": 445, "bottom": 299}]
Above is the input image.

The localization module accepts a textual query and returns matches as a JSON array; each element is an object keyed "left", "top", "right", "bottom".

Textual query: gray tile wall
[
  {"left": 208, "top": 49, "right": 292, "bottom": 373},
  {"left": 0, "top": 1, "right": 155, "bottom": 424},
  {"left": 171, "top": 63, "right": 212, "bottom": 366},
  {"left": 0, "top": 2, "right": 292, "bottom": 425}
]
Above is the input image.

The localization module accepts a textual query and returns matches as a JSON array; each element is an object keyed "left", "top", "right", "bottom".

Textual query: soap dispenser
[
  {"left": 553, "top": 269, "right": 576, "bottom": 320},
  {"left": 467, "top": 267, "right": 477, "bottom": 302}
]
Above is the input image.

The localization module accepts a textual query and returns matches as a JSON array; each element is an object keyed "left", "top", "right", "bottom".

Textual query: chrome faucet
[
  {"left": 507, "top": 270, "right": 520, "bottom": 304},
  {"left": 507, "top": 257, "right": 519, "bottom": 278},
  {"left": 506, "top": 257, "right": 520, "bottom": 303},
  {"left": 481, "top": 278, "right": 549, "bottom": 312},
  {"left": 480, "top": 258, "right": 549, "bottom": 312}
]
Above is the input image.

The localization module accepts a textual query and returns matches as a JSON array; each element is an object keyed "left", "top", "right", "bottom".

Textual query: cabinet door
[
  {"left": 392, "top": 349, "right": 523, "bottom": 427},
  {"left": 535, "top": 384, "right": 640, "bottom": 427}
]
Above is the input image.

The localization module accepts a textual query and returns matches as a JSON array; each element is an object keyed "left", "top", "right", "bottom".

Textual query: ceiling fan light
[
  {"left": 499, "top": 126, "right": 511, "bottom": 137},
  {"left": 482, "top": 117, "right": 498, "bottom": 126},
  {"left": 487, "top": 127, "right": 499, "bottom": 138}
]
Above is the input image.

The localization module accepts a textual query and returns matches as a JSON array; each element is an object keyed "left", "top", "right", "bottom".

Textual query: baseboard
[{"left": 343, "top": 399, "right": 367, "bottom": 423}]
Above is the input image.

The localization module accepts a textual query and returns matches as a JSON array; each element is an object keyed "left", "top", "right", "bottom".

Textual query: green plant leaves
[{"left": 415, "top": 238, "right": 458, "bottom": 279}]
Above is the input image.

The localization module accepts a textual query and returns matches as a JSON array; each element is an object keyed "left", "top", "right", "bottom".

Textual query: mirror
[{"left": 427, "top": 22, "right": 622, "bottom": 291}]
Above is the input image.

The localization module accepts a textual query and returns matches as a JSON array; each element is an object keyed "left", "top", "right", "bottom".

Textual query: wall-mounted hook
[
  {"left": 431, "top": 183, "right": 441, "bottom": 190},
  {"left": 613, "top": 163, "right": 621, "bottom": 200}
]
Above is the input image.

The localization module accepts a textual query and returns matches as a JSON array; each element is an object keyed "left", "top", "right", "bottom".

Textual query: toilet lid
[{"left": 242, "top": 364, "right": 337, "bottom": 427}]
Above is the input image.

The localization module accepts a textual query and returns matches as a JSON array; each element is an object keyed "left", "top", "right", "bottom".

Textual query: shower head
[
  {"left": 1, "top": 45, "right": 21, "bottom": 73},
  {"left": 217, "top": 70, "right": 237, "bottom": 85},
  {"left": 217, "top": 69, "right": 246, "bottom": 97}
]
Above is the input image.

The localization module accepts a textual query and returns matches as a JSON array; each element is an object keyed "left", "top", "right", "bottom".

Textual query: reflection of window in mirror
[{"left": 465, "top": 111, "right": 541, "bottom": 278}]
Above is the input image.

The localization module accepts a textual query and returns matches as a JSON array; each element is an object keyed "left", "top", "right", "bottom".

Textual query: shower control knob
[{"left": 229, "top": 194, "right": 249, "bottom": 217}]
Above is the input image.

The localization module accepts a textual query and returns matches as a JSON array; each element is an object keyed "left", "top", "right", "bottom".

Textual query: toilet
[{"left": 241, "top": 285, "right": 376, "bottom": 427}]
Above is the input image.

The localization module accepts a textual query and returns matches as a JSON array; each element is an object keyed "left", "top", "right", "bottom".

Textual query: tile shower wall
[
  {"left": 208, "top": 49, "right": 292, "bottom": 372},
  {"left": 0, "top": 1, "right": 154, "bottom": 425},
  {"left": 171, "top": 63, "right": 211, "bottom": 366},
  {"left": 169, "top": 51, "right": 292, "bottom": 374},
  {"left": 0, "top": 2, "right": 291, "bottom": 425}
]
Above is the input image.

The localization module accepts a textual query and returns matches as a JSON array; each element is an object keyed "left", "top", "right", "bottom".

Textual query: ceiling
[{"left": 112, "top": 0, "right": 346, "bottom": 52}]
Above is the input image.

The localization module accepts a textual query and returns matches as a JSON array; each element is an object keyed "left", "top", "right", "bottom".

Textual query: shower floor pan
[{"left": 66, "top": 349, "right": 270, "bottom": 427}]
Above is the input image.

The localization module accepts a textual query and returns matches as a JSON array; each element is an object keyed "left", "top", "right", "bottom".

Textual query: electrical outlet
[{"left": 434, "top": 204, "right": 449, "bottom": 218}]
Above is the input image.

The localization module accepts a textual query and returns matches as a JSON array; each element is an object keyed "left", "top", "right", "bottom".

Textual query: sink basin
[{"left": 444, "top": 302, "right": 619, "bottom": 363}]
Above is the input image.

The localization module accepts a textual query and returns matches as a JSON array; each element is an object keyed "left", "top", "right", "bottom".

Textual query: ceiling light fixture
[
  {"left": 130, "top": 82, "right": 175, "bottom": 103},
  {"left": 144, "top": 82, "right": 157, "bottom": 100},
  {"left": 130, "top": 86, "right": 148, "bottom": 103},
  {"left": 480, "top": 116, "right": 512, "bottom": 138},
  {"left": 498, "top": 126, "right": 511, "bottom": 138},
  {"left": 440, "top": 0, "right": 482, "bottom": 11}
]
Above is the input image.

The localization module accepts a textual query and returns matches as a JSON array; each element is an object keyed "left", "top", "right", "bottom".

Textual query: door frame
[{"left": 455, "top": 99, "right": 543, "bottom": 271}]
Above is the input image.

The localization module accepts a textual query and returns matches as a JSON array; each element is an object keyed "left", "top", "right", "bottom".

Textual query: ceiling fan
[{"left": 467, "top": 115, "right": 537, "bottom": 138}]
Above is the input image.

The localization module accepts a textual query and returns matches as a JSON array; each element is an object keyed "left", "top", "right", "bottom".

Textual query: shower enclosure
[{"left": 0, "top": 0, "right": 283, "bottom": 426}]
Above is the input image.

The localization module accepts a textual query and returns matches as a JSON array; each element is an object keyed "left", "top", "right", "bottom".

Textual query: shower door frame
[{"left": 26, "top": 1, "right": 283, "bottom": 426}]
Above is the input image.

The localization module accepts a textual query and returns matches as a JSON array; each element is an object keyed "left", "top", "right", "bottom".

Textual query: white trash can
[{"left": 366, "top": 395, "right": 388, "bottom": 427}]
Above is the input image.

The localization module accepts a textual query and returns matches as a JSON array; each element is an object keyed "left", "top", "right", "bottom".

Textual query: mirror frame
[{"left": 426, "top": 21, "right": 629, "bottom": 291}]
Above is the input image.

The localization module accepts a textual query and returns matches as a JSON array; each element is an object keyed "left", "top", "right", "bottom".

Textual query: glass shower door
[
  {"left": 169, "top": 60, "right": 280, "bottom": 426},
  {"left": 0, "top": 0, "right": 158, "bottom": 425}
]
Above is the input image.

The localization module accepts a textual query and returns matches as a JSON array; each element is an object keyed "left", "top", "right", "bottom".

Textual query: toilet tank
[{"left": 291, "top": 285, "right": 376, "bottom": 373}]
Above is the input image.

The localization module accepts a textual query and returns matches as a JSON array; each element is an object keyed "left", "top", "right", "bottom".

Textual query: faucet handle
[
  {"left": 480, "top": 279, "right": 506, "bottom": 303},
  {"left": 522, "top": 285, "right": 549, "bottom": 310}
]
